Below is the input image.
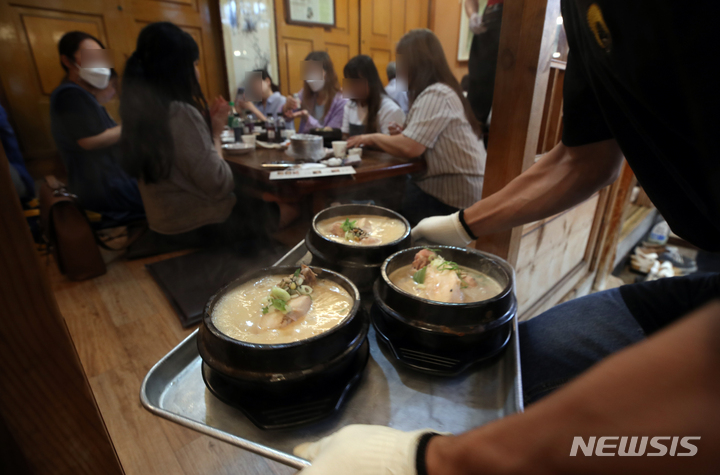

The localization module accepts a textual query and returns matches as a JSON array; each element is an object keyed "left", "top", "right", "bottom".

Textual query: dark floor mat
[
  {"left": 147, "top": 242, "right": 288, "bottom": 327},
  {"left": 125, "top": 229, "right": 199, "bottom": 260}
]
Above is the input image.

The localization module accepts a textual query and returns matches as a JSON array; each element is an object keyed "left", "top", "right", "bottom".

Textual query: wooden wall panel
[
  {"left": 0, "top": 142, "right": 124, "bottom": 474},
  {"left": 428, "top": 0, "right": 468, "bottom": 81},
  {"left": 405, "top": 0, "right": 429, "bottom": 31},
  {"left": 370, "top": 48, "right": 392, "bottom": 84},
  {"left": 360, "top": 0, "right": 425, "bottom": 86},
  {"left": 371, "top": 0, "right": 391, "bottom": 36},
  {"left": 275, "top": 0, "right": 428, "bottom": 95},
  {"left": 326, "top": 42, "right": 352, "bottom": 79},
  {"left": 22, "top": 13, "right": 106, "bottom": 95},
  {"left": 515, "top": 194, "right": 599, "bottom": 313},
  {"left": 280, "top": 38, "right": 314, "bottom": 96},
  {"left": 473, "top": 0, "right": 559, "bottom": 263},
  {"left": 536, "top": 64, "right": 565, "bottom": 154},
  {"left": 275, "top": 0, "right": 360, "bottom": 96}
]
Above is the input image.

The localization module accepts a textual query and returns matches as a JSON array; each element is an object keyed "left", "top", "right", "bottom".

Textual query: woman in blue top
[
  {"left": 50, "top": 31, "right": 144, "bottom": 226},
  {"left": 235, "top": 69, "right": 294, "bottom": 130}
]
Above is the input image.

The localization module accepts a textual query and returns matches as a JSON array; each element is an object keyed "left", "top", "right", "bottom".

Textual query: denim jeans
[
  {"left": 518, "top": 273, "right": 720, "bottom": 405},
  {"left": 518, "top": 288, "right": 646, "bottom": 405}
]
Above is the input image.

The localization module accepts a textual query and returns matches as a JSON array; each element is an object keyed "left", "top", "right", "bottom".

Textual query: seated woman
[
  {"left": 347, "top": 29, "right": 486, "bottom": 225},
  {"left": 50, "top": 31, "right": 144, "bottom": 226},
  {"left": 282, "top": 51, "right": 347, "bottom": 133},
  {"left": 235, "top": 69, "right": 294, "bottom": 130},
  {"left": 341, "top": 55, "right": 405, "bottom": 137},
  {"left": 119, "top": 22, "right": 238, "bottom": 240}
]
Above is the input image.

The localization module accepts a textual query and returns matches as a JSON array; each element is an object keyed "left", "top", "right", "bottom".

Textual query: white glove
[
  {"left": 411, "top": 212, "right": 473, "bottom": 247},
  {"left": 294, "top": 425, "right": 437, "bottom": 475}
]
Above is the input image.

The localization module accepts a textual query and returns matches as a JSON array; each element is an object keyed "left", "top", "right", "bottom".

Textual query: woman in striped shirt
[{"left": 347, "top": 29, "right": 487, "bottom": 225}]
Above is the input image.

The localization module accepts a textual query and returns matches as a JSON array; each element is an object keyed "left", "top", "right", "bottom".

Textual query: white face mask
[
  {"left": 77, "top": 64, "right": 111, "bottom": 90},
  {"left": 306, "top": 79, "right": 325, "bottom": 93}
]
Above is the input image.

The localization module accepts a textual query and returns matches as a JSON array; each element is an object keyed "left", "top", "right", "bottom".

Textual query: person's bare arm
[
  {"left": 244, "top": 101, "right": 267, "bottom": 122},
  {"left": 464, "top": 139, "right": 624, "bottom": 237},
  {"left": 426, "top": 301, "right": 720, "bottom": 475},
  {"left": 76, "top": 125, "right": 121, "bottom": 150},
  {"left": 346, "top": 132, "right": 425, "bottom": 158}
]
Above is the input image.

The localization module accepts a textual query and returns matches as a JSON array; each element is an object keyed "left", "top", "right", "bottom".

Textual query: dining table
[{"left": 222, "top": 146, "right": 427, "bottom": 212}]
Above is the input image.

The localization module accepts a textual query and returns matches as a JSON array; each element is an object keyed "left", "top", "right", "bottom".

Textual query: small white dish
[
  {"left": 222, "top": 142, "right": 255, "bottom": 155},
  {"left": 322, "top": 157, "right": 343, "bottom": 167}
]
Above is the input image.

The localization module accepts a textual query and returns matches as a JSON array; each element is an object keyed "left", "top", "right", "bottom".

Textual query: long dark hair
[
  {"left": 397, "top": 29, "right": 482, "bottom": 138},
  {"left": 58, "top": 31, "right": 105, "bottom": 73},
  {"left": 253, "top": 68, "right": 280, "bottom": 94},
  {"left": 301, "top": 51, "right": 340, "bottom": 122},
  {"left": 344, "top": 55, "right": 385, "bottom": 134},
  {"left": 120, "top": 22, "right": 209, "bottom": 183}
]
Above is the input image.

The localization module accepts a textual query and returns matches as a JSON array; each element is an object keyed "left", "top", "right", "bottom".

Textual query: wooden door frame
[{"left": 473, "top": 0, "right": 561, "bottom": 265}]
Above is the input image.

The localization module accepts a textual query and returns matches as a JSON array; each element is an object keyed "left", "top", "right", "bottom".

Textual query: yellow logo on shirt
[{"left": 587, "top": 3, "right": 612, "bottom": 52}]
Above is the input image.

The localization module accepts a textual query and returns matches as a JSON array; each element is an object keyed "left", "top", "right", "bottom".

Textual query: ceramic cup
[
  {"left": 332, "top": 141, "right": 348, "bottom": 158},
  {"left": 348, "top": 147, "right": 363, "bottom": 158},
  {"left": 241, "top": 135, "right": 256, "bottom": 147}
]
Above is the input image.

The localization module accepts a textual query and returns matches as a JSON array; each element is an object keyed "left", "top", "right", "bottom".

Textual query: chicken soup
[
  {"left": 212, "top": 266, "right": 353, "bottom": 344},
  {"left": 316, "top": 215, "right": 406, "bottom": 246},
  {"left": 388, "top": 249, "right": 503, "bottom": 304}
]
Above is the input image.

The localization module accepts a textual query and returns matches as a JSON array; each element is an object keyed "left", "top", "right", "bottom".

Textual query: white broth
[
  {"left": 212, "top": 275, "right": 353, "bottom": 344},
  {"left": 389, "top": 264, "right": 503, "bottom": 304},
  {"left": 317, "top": 215, "right": 406, "bottom": 246}
]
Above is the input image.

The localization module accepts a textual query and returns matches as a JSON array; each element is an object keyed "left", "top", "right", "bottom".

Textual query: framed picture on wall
[{"left": 285, "top": 0, "right": 336, "bottom": 28}]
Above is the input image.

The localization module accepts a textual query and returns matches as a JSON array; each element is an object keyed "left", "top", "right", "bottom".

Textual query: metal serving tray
[{"left": 141, "top": 241, "right": 524, "bottom": 470}]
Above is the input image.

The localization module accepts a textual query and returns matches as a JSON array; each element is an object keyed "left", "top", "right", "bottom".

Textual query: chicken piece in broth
[
  {"left": 317, "top": 214, "right": 406, "bottom": 246},
  {"left": 212, "top": 265, "right": 353, "bottom": 344},
  {"left": 423, "top": 264, "right": 463, "bottom": 303},
  {"left": 389, "top": 250, "right": 504, "bottom": 304}
]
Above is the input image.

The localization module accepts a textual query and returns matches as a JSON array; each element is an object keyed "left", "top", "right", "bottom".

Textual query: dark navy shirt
[{"left": 50, "top": 82, "right": 144, "bottom": 224}]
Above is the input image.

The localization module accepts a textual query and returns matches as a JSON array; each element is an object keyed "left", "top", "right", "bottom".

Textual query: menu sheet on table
[{"left": 269, "top": 166, "right": 356, "bottom": 180}]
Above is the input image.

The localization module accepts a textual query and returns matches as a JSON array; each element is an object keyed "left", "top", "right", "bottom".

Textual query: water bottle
[
  {"left": 231, "top": 114, "right": 242, "bottom": 142},
  {"left": 647, "top": 220, "right": 670, "bottom": 245},
  {"left": 227, "top": 101, "right": 236, "bottom": 128}
]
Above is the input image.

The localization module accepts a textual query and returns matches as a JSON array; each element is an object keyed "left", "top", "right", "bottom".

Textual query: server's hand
[
  {"left": 412, "top": 212, "right": 473, "bottom": 247},
  {"left": 294, "top": 425, "right": 437, "bottom": 475}
]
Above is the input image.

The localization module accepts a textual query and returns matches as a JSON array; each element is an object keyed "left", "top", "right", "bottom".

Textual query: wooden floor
[{"left": 47, "top": 250, "right": 297, "bottom": 475}]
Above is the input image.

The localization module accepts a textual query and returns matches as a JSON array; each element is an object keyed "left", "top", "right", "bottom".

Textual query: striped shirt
[{"left": 402, "top": 83, "right": 486, "bottom": 209}]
